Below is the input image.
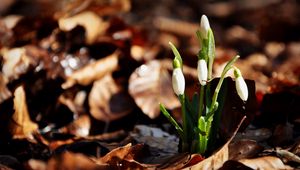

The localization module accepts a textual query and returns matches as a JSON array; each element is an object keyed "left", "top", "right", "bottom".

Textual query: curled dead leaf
[
  {"left": 58, "top": 11, "right": 108, "bottom": 44},
  {"left": 229, "top": 139, "right": 263, "bottom": 160},
  {"left": 1, "top": 47, "right": 36, "bottom": 81},
  {"left": 129, "top": 60, "right": 180, "bottom": 119},
  {"left": 130, "top": 125, "right": 179, "bottom": 156},
  {"left": 58, "top": 115, "right": 91, "bottom": 137},
  {"left": 27, "top": 159, "right": 47, "bottom": 170},
  {"left": 97, "top": 143, "right": 149, "bottom": 168},
  {"left": 239, "top": 156, "right": 293, "bottom": 170},
  {"left": 47, "top": 152, "right": 108, "bottom": 170},
  {"left": 10, "top": 86, "right": 38, "bottom": 140},
  {"left": 89, "top": 74, "right": 134, "bottom": 122},
  {"left": 62, "top": 52, "right": 119, "bottom": 89},
  {"left": 0, "top": 73, "right": 11, "bottom": 103}
]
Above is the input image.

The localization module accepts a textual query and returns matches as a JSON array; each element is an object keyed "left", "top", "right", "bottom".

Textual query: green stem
[
  {"left": 209, "top": 55, "right": 239, "bottom": 115},
  {"left": 198, "top": 116, "right": 207, "bottom": 154},
  {"left": 179, "top": 94, "right": 188, "bottom": 152},
  {"left": 198, "top": 85, "right": 205, "bottom": 117}
]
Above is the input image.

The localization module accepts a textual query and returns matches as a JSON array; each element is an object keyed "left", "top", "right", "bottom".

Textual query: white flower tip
[
  {"left": 235, "top": 76, "right": 248, "bottom": 101},
  {"left": 200, "top": 15, "right": 210, "bottom": 39},
  {"left": 172, "top": 68, "right": 185, "bottom": 95},
  {"left": 197, "top": 60, "right": 208, "bottom": 86}
]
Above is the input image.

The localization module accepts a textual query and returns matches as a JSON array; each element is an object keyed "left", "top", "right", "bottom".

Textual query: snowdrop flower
[
  {"left": 234, "top": 68, "right": 248, "bottom": 101},
  {"left": 197, "top": 59, "right": 208, "bottom": 86},
  {"left": 172, "top": 59, "right": 185, "bottom": 96},
  {"left": 200, "top": 15, "right": 210, "bottom": 39}
]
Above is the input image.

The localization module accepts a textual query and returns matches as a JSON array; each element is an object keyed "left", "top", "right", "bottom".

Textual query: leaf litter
[{"left": 0, "top": 0, "right": 299, "bottom": 169}]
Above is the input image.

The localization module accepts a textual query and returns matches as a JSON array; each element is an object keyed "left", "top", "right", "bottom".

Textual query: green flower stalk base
[{"left": 160, "top": 15, "right": 249, "bottom": 154}]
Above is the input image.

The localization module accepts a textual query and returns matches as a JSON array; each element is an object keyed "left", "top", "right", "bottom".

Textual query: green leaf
[
  {"left": 159, "top": 103, "right": 184, "bottom": 139},
  {"left": 169, "top": 42, "right": 182, "bottom": 68},
  {"left": 207, "top": 29, "right": 215, "bottom": 61},
  {"left": 196, "top": 30, "right": 203, "bottom": 44},
  {"left": 207, "top": 29, "right": 215, "bottom": 79},
  {"left": 185, "top": 93, "right": 198, "bottom": 119}
]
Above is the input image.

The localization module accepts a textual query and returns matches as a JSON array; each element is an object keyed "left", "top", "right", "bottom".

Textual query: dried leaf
[
  {"left": 129, "top": 60, "right": 180, "bottom": 119},
  {"left": 98, "top": 143, "right": 133, "bottom": 163},
  {"left": 218, "top": 160, "right": 253, "bottom": 170},
  {"left": 89, "top": 74, "right": 134, "bottom": 121},
  {"left": 58, "top": 115, "right": 91, "bottom": 137},
  {"left": 1, "top": 47, "right": 36, "bottom": 81},
  {"left": 0, "top": 73, "right": 11, "bottom": 103},
  {"left": 27, "top": 159, "right": 47, "bottom": 170},
  {"left": 47, "top": 152, "right": 108, "bottom": 170},
  {"left": 2, "top": 15, "right": 22, "bottom": 29},
  {"left": 157, "top": 153, "right": 204, "bottom": 170},
  {"left": 58, "top": 11, "right": 108, "bottom": 44},
  {"left": 62, "top": 52, "right": 118, "bottom": 89},
  {"left": 229, "top": 139, "right": 263, "bottom": 160},
  {"left": 10, "top": 86, "right": 38, "bottom": 139},
  {"left": 130, "top": 125, "right": 179, "bottom": 156},
  {"left": 234, "top": 128, "right": 272, "bottom": 142},
  {"left": 276, "top": 148, "right": 300, "bottom": 164},
  {"left": 239, "top": 156, "right": 293, "bottom": 170},
  {"left": 97, "top": 143, "right": 148, "bottom": 169},
  {"left": 0, "top": 155, "right": 22, "bottom": 170}
]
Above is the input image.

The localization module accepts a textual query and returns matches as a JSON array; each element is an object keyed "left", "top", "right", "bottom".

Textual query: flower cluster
[{"left": 160, "top": 15, "right": 249, "bottom": 154}]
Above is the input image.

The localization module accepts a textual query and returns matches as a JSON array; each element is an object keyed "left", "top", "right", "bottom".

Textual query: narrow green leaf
[
  {"left": 169, "top": 42, "right": 182, "bottom": 68},
  {"left": 207, "top": 29, "right": 215, "bottom": 79},
  {"left": 159, "top": 103, "right": 184, "bottom": 139},
  {"left": 207, "top": 29, "right": 215, "bottom": 61}
]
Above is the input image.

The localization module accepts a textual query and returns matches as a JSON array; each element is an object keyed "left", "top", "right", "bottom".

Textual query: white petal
[
  {"left": 200, "top": 15, "right": 210, "bottom": 39},
  {"left": 235, "top": 76, "right": 248, "bottom": 101},
  {"left": 197, "top": 60, "right": 208, "bottom": 86},
  {"left": 172, "top": 68, "right": 185, "bottom": 95}
]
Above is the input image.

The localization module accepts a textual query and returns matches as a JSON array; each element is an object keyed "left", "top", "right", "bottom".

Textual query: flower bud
[
  {"left": 234, "top": 68, "right": 248, "bottom": 101},
  {"left": 200, "top": 15, "right": 210, "bottom": 39},
  {"left": 172, "top": 68, "right": 185, "bottom": 95},
  {"left": 197, "top": 59, "right": 208, "bottom": 86}
]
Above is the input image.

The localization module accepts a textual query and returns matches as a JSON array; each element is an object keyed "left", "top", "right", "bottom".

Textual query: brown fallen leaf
[
  {"left": 239, "top": 156, "right": 293, "bottom": 170},
  {"left": 62, "top": 51, "right": 119, "bottom": 89},
  {"left": 130, "top": 125, "right": 179, "bottom": 156},
  {"left": 27, "top": 159, "right": 47, "bottom": 170},
  {"left": 96, "top": 143, "right": 154, "bottom": 169},
  {"left": 98, "top": 143, "right": 135, "bottom": 163},
  {"left": 58, "top": 11, "right": 109, "bottom": 44},
  {"left": 229, "top": 139, "right": 263, "bottom": 160},
  {"left": 55, "top": 0, "right": 131, "bottom": 19},
  {"left": 276, "top": 148, "right": 300, "bottom": 164},
  {"left": 129, "top": 60, "right": 180, "bottom": 119},
  {"left": 157, "top": 153, "right": 204, "bottom": 170},
  {"left": 10, "top": 86, "right": 38, "bottom": 140},
  {"left": 89, "top": 74, "right": 134, "bottom": 122},
  {"left": 58, "top": 115, "right": 91, "bottom": 137},
  {"left": 1, "top": 47, "right": 37, "bottom": 81},
  {"left": 47, "top": 152, "right": 108, "bottom": 170},
  {"left": 0, "top": 73, "right": 11, "bottom": 103}
]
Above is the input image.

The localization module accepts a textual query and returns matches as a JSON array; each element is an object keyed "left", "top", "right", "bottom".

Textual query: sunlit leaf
[
  {"left": 89, "top": 74, "right": 134, "bottom": 122},
  {"left": 58, "top": 11, "right": 109, "bottom": 44},
  {"left": 129, "top": 60, "right": 180, "bottom": 119},
  {"left": 10, "top": 86, "right": 38, "bottom": 140},
  {"left": 62, "top": 52, "right": 119, "bottom": 89},
  {"left": 239, "top": 156, "right": 293, "bottom": 170}
]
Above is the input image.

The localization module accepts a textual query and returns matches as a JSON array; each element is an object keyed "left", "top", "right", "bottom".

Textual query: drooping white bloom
[
  {"left": 234, "top": 68, "right": 248, "bottom": 101},
  {"left": 200, "top": 15, "right": 210, "bottom": 39},
  {"left": 197, "top": 59, "right": 208, "bottom": 86},
  {"left": 172, "top": 68, "right": 185, "bottom": 95}
]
